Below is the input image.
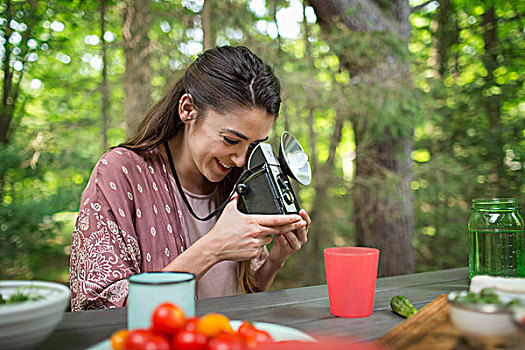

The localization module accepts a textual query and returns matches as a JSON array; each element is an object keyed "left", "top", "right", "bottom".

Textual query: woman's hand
[
  {"left": 205, "top": 195, "right": 306, "bottom": 263},
  {"left": 267, "top": 209, "right": 310, "bottom": 268}
]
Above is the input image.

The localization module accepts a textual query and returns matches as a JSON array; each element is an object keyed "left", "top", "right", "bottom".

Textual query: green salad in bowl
[
  {"left": 0, "top": 280, "right": 70, "bottom": 350},
  {"left": 0, "top": 287, "right": 45, "bottom": 305},
  {"left": 448, "top": 288, "right": 522, "bottom": 348}
]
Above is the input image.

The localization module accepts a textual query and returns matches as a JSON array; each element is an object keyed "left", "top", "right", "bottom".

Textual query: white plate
[{"left": 88, "top": 320, "right": 315, "bottom": 349}]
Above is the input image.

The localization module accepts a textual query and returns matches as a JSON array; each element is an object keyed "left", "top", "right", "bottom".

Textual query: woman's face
[{"left": 183, "top": 106, "right": 274, "bottom": 187}]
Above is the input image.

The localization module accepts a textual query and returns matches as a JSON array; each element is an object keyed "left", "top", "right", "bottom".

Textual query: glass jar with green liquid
[{"left": 468, "top": 198, "right": 524, "bottom": 278}]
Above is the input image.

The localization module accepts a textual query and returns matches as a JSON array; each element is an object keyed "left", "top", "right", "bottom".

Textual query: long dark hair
[
  {"left": 120, "top": 46, "right": 281, "bottom": 150},
  {"left": 120, "top": 46, "right": 281, "bottom": 293}
]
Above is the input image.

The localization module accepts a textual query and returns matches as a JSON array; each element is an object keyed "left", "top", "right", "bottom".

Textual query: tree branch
[
  {"left": 411, "top": 0, "right": 433, "bottom": 13},
  {"left": 272, "top": 0, "right": 282, "bottom": 52},
  {"left": 308, "top": 0, "right": 398, "bottom": 33},
  {"left": 326, "top": 71, "right": 345, "bottom": 168}
]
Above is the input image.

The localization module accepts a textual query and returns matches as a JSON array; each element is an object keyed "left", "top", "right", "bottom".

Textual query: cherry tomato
[
  {"left": 252, "top": 329, "right": 273, "bottom": 344},
  {"left": 172, "top": 329, "right": 208, "bottom": 350},
  {"left": 141, "top": 334, "right": 170, "bottom": 350},
  {"left": 237, "top": 321, "right": 257, "bottom": 338},
  {"left": 184, "top": 317, "right": 200, "bottom": 332},
  {"left": 238, "top": 323, "right": 273, "bottom": 349},
  {"left": 147, "top": 325, "right": 167, "bottom": 338},
  {"left": 124, "top": 329, "right": 152, "bottom": 350},
  {"left": 208, "top": 332, "right": 244, "bottom": 350},
  {"left": 151, "top": 303, "right": 186, "bottom": 336},
  {"left": 237, "top": 321, "right": 259, "bottom": 348},
  {"left": 110, "top": 329, "right": 129, "bottom": 350},
  {"left": 196, "top": 313, "right": 234, "bottom": 338}
]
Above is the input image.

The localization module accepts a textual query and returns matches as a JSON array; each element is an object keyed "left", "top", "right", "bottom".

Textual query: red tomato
[
  {"left": 237, "top": 322, "right": 273, "bottom": 348},
  {"left": 208, "top": 332, "right": 244, "bottom": 350},
  {"left": 184, "top": 317, "right": 200, "bottom": 332},
  {"left": 172, "top": 329, "right": 208, "bottom": 350},
  {"left": 141, "top": 334, "right": 170, "bottom": 350},
  {"left": 237, "top": 321, "right": 257, "bottom": 339},
  {"left": 237, "top": 321, "right": 259, "bottom": 348},
  {"left": 148, "top": 326, "right": 166, "bottom": 338},
  {"left": 124, "top": 329, "right": 153, "bottom": 350},
  {"left": 151, "top": 303, "right": 186, "bottom": 336},
  {"left": 252, "top": 329, "right": 272, "bottom": 345}
]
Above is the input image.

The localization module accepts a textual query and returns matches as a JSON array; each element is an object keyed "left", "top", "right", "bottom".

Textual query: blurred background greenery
[{"left": 0, "top": 0, "right": 523, "bottom": 289}]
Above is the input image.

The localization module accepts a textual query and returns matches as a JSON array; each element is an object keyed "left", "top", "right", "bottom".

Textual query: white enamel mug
[{"left": 127, "top": 272, "right": 196, "bottom": 330}]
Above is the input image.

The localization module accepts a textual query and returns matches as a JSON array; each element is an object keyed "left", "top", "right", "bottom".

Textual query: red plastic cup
[{"left": 324, "top": 247, "right": 380, "bottom": 318}]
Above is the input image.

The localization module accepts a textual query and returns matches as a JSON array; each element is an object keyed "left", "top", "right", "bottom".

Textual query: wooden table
[{"left": 38, "top": 267, "right": 469, "bottom": 349}]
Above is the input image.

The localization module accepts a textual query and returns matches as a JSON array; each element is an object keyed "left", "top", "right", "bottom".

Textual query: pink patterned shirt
[{"left": 69, "top": 147, "right": 266, "bottom": 311}]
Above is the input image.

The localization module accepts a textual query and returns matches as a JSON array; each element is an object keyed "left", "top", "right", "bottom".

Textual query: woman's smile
[{"left": 215, "top": 158, "right": 233, "bottom": 173}]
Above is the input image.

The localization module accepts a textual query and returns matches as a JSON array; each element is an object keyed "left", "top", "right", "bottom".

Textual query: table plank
[{"left": 37, "top": 267, "right": 470, "bottom": 350}]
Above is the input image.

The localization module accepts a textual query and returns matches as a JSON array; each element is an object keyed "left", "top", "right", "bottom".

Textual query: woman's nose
[{"left": 231, "top": 146, "right": 250, "bottom": 168}]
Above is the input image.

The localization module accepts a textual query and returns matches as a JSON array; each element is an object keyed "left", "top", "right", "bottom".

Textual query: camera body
[{"left": 235, "top": 132, "right": 311, "bottom": 215}]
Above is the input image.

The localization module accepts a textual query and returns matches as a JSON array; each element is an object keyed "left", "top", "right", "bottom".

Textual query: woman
[{"left": 69, "top": 46, "right": 310, "bottom": 311}]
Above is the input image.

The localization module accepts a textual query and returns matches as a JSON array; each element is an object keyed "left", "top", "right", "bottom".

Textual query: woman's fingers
[
  {"left": 261, "top": 235, "right": 272, "bottom": 246},
  {"left": 252, "top": 213, "right": 302, "bottom": 227},
  {"left": 212, "top": 202, "right": 311, "bottom": 262},
  {"left": 256, "top": 220, "right": 306, "bottom": 237},
  {"left": 294, "top": 209, "right": 310, "bottom": 244},
  {"left": 278, "top": 210, "right": 311, "bottom": 250},
  {"left": 282, "top": 231, "right": 301, "bottom": 251},
  {"left": 294, "top": 222, "right": 308, "bottom": 243},
  {"left": 299, "top": 209, "right": 311, "bottom": 230}
]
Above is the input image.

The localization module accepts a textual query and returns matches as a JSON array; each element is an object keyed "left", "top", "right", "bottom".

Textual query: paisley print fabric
[
  {"left": 69, "top": 147, "right": 268, "bottom": 311},
  {"left": 70, "top": 148, "right": 187, "bottom": 311}
]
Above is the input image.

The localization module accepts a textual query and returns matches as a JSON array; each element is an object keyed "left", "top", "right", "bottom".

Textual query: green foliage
[
  {"left": 410, "top": 0, "right": 525, "bottom": 271},
  {"left": 0, "top": 144, "right": 69, "bottom": 280},
  {"left": 1, "top": 0, "right": 522, "bottom": 287}
]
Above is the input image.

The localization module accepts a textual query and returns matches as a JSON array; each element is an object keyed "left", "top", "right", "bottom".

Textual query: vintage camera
[{"left": 235, "top": 132, "right": 311, "bottom": 214}]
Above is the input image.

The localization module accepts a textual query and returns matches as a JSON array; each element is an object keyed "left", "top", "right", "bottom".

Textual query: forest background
[{"left": 1, "top": 0, "right": 523, "bottom": 289}]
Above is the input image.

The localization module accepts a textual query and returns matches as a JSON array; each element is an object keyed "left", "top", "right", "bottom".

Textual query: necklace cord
[{"left": 163, "top": 142, "right": 242, "bottom": 221}]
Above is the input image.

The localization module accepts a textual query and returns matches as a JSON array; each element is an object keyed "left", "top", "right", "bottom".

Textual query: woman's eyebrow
[
  {"left": 252, "top": 136, "right": 268, "bottom": 143},
  {"left": 222, "top": 128, "right": 268, "bottom": 143}
]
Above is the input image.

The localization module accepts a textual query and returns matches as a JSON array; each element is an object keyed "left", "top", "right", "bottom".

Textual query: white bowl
[
  {"left": 448, "top": 291, "right": 518, "bottom": 348},
  {"left": 470, "top": 275, "right": 525, "bottom": 303},
  {"left": 0, "top": 280, "right": 70, "bottom": 350}
]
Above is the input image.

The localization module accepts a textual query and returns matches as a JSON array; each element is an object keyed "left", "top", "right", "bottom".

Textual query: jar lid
[{"left": 472, "top": 198, "right": 520, "bottom": 211}]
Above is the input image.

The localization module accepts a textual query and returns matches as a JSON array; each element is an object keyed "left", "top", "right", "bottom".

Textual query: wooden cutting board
[
  {"left": 378, "top": 294, "right": 463, "bottom": 349},
  {"left": 376, "top": 294, "right": 520, "bottom": 350}
]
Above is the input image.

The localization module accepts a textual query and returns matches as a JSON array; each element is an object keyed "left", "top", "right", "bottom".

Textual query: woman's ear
[{"left": 178, "top": 94, "right": 196, "bottom": 125}]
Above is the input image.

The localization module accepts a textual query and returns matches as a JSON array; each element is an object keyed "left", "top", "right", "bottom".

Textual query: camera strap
[{"left": 163, "top": 142, "right": 240, "bottom": 221}]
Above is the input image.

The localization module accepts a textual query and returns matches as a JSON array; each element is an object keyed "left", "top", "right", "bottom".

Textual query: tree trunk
[
  {"left": 301, "top": 2, "right": 317, "bottom": 284},
  {"left": 482, "top": 5, "right": 504, "bottom": 194},
  {"left": 100, "top": 0, "right": 109, "bottom": 150},
  {"left": 202, "top": 0, "right": 215, "bottom": 51},
  {"left": 309, "top": 0, "right": 415, "bottom": 276},
  {"left": 123, "top": 0, "right": 152, "bottom": 137},
  {"left": 353, "top": 124, "right": 414, "bottom": 276},
  {"left": 1, "top": 0, "right": 37, "bottom": 145},
  {"left": 0, "top": 108, "right": 13, "bottom": 146},
  {"left": 297, "top": 0, "right": 347, "bottom": 284},
  {"left": 0, "top": 0, "right": 14, "bottom": 146},
  {"left": 436, "top": 0, "right": 457, "bottom": 78}
]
